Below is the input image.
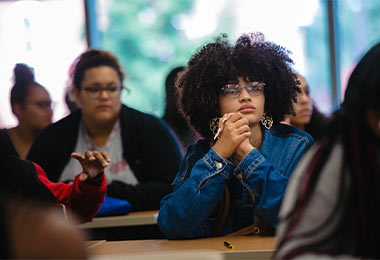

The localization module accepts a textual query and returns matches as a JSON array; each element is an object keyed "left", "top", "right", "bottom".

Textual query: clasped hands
[
  {"left": 213, "top": 113, "right": 254, "bottom": 162},
  {"left": 71, "top": 151, "right": 111, "bottom": 181}
]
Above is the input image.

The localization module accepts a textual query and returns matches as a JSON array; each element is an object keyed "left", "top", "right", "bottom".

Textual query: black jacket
[
  {"left": 27, "top": 105, "right": 182, "bottom": 211},
  {"left": 0, "top": 129, "right": 19, "bottom": 157}
]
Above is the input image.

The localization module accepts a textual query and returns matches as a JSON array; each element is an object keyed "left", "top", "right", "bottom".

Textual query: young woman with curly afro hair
[{"left": 157, "top": 32, "right": 314, "bottom": 239}]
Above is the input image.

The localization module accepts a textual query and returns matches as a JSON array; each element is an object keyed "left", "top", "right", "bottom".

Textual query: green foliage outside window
[
  {"left": 98, "top": 0, "right": 380, "bottom": 117},
  {"left": 100, "top": 0, "right": 233, "bottom": 117}
]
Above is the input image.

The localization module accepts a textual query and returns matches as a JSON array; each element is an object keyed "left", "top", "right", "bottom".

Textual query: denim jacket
[{"left": 157, "top": 124, "right": 314, "bottom": 239}]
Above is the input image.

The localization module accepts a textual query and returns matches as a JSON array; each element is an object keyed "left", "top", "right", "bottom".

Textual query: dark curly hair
[{"left": 176, "top": 32, "right": 300, "bottom": 139}]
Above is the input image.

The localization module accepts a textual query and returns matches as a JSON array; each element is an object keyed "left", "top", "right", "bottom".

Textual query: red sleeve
[
  {"left": 33, "top": 163, "right": 107, "bottom": 222},
  {"left": 71, "top": 173, "right": 107, "bottom": 222}
]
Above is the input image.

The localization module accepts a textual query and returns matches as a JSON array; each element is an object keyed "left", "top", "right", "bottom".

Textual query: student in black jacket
[{"left": 27, "top": 49, "right": 182, "bottom": 212}]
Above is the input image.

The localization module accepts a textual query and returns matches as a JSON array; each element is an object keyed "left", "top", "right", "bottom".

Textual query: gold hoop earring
[
  {"left": 209, "top": 117, "right": 220, "bottom": 135},
  {"left": 261, "top": 113, "right": 273, "bottom": 130}
]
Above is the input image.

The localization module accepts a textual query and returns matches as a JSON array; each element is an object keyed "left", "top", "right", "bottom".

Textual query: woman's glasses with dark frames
[{"left": 82, "top": 85, "right": 122, "bottom": 99}]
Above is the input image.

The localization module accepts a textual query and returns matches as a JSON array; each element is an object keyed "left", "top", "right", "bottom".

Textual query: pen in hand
[{"left": 214, "top": 116, "right": 229, "bottom": 140}]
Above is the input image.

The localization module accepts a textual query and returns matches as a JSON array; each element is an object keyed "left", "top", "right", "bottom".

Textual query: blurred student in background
[
  {"left": 275, "top": 42, "right": 380, "bottom": 259},
  {"left": 0, "top": 63, "right": 53, "bottom": 159},
  {"left": 1, "top": 147, "right": 108, "bottom": 223},
  {"left": 162, "top": 66, "right": 199, "bottom": 154},
  {"left": 283, "top": 74, "right": 329, "bottom": 142},
  {"left": 27, "top": 49, "right": 182, "bottom": 212},
  {"left": 0, "top": 147, "right": 108, "bottom": 259},
  {"left": 0, "top": 197, "right": 89, "bottom": 259},
  {"left": 64, "top": 60, "right": 80, "bottom": 113}
]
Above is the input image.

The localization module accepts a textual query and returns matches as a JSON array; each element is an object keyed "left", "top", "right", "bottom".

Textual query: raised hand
[
  {"left": 213, "top": 112, "right": 252, "bottom": 159},
  {"left": 71, "top": 151, "right": 111, "bottom": 181}
]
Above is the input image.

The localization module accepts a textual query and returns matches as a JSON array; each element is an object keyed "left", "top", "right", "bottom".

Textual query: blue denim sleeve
[
  {"left": 157, "top": 146, "right": 235, "bottom": 240},
  {"left": 233, "top": 145, "right": 306, "bottom": 227}
]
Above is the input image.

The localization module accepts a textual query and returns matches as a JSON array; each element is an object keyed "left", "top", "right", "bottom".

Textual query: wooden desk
[
  {"left": 78, "top": 210, "right": 158, "bottom": 229},
  {"left": 89, "top": 236, "right": 276, "bottom": 260}
]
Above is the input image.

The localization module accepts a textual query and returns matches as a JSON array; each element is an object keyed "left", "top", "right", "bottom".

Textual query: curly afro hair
[{"left": 176, "top": 32, "right": 300, "bottom": 139}]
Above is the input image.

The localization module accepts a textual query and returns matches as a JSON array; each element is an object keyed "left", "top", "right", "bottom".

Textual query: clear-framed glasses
[
  {"left": 221, "top": 82, "right": 265, "bottom": 98},
  {"left": 82, "top": 85, "right": 122, "bottom": 99}
]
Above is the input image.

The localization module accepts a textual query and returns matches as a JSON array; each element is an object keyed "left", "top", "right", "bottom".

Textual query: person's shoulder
[
  {"left": 120, "top": 105, "right": 166, "bottom": 129},
  {"left": 53, "top": 109, "right": 81, "bottom": 127},
  {"left": 188, "top": 138, "right": 209, "bottom": 151},
  {"left": 269, "top": 123, "right": 314, "bottom": 145},
  {"left": 184, "top": 138, "right": 209, "bottom": 157},
  {"left": 0, "top": 129, "right": 11, "bottom": 143},
  {"left": 181, "top": 138, "right": 209, "bottom": 164},
  {"left": 2, "top": 153, "right": 30, "bottom": 171},
  {"left": 40, "top": 110, "right": 81, "bottom": 135},
  {"left": 2, "top": 154, "right": 57, "bottom": 203},
  {"left": 121, "top": 104, "right": 158, "bottom": 120},
  {"left": 0, "top": 128, "right": 9, "bottom": 140}
]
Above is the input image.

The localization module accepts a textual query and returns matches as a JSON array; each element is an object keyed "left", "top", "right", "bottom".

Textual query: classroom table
[
  {"left": 79, "top": 210, "right": 162, "bottom": 241},
  {"left": 78, "top": 210, "right": 159, "bottom": 229},
  {"left": 88, "top": 235, "right": 276, "bottom": 260}
]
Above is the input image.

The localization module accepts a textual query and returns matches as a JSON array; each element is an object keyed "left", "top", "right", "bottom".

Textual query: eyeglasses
[
  {"left": 82, "top": 85, "right": 122, "bottom": 99},
  {"left": 221, "top": 82, "right": 265, "bottom": 98}
]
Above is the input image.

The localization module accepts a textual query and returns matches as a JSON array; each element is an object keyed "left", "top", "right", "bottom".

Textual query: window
[
  {"left": 0, "top": 0, "right": 86, "bottom": 128},
  {"left": 1, "top": 0, "right": 379, "bottom": 127},
  {"left": 94, "top": 0, "right": 330, "bottom": 116},
  {"left": 336, "top": 0, "right": 380, "bottom": 101}
]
